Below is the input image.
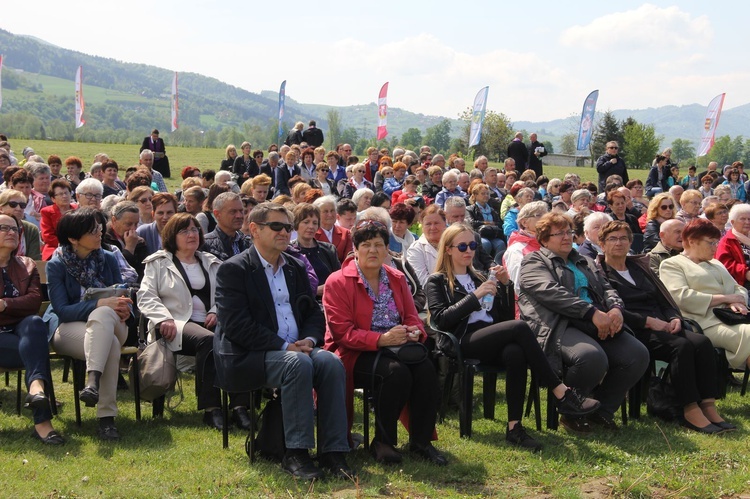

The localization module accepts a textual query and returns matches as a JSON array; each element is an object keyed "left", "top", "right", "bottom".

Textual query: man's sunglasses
[
  {"left": 451, "top": 241, "right": 478, "bottom": 252},
  {"left": 257, "top": 221, "right": 292, "bottom": 233}
]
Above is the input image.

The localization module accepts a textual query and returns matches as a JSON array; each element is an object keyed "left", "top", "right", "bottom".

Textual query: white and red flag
[
  {"left": 75, "top": 65, "right": 85, "bottom": 128},
  {"left": 376, "top": 82, "right": 389, "bottom": 140},
  {"left": 697, "top": 93, "right": 725, "bottom": 157}
]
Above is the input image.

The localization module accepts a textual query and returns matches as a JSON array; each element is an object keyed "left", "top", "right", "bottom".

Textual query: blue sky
[{"left": 2, "top": 1, "right": 748, "bottom": 122}]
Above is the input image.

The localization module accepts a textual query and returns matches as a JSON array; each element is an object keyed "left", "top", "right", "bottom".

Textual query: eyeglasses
[
  {"left": 450, "top": 241, "right": 478, "bottom": 252},
  {"left": 318, "top": 168, "right": 330, "bottom": 172},
  {"left": 549, "top": 230, "right": 576, "bottom": 238},
  {"left": 702, "top": 239, "right": 720, "bottom": 248},
  {"left": 0, "top": 224, "right": 20, "bottom": 234},
  {"left": 355, "top": 219, "right": 387, "bottom": 230},
  {"left": 138, "top": 198, "right": 153, "bottom": 204},
  {"left": 178, "top": 227, "right": 200, "bottom": 236},
  {"left": 604, "top": 236, "right": 630, "bottom": 244},
  {"left": 257, "top": 221, "right": 292, "bottom": 233},
  {"left": 607, "top": 146, "right": 619, "bottom": 150},
  {"left": 659, "top": 204, "right": 674, "bottom": 210},
  {"left": 4, "top": 201, "right": 27, "bottom": 209},
  {"left": 81, "top": 193, "right": 103, "bottom": 201}
]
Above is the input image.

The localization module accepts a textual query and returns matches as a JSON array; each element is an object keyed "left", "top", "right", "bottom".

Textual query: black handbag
[
  {"left": 384, "top": 342, "right": 429, "bottom": 364},
  {"left": 646, "top": 370, "right": 682, "bottom": 421},
  {"left": 712, "top": 307, "right": 750, "bottom": 325}
]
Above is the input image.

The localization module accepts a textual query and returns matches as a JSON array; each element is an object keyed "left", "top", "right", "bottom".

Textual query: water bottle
[{"left": 481, "top": 274, "right": 497, "bottom": 311}]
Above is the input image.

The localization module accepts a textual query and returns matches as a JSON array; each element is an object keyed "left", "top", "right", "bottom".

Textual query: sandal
[{"left": 31, "top": 429, "right": 65, "bottom": 445}]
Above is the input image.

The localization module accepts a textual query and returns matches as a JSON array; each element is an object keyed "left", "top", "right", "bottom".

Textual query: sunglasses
[
  {"left": 257, "top": 221, "right": 292, "bottom": 233},
  {"left": 318, "top": 168, "right": 330, "bottom": 172},
  {"left": 451, "top": 241, "right": 478, "bottom": 252},
  {"left": 608, "top": 146, "right": 619, "bottom": 150},
  {"left": 659, "top": 204, "right": 674, "bottom": 210},
  {"left": 5, "top": 201, "right": 27, "bottom": 209}
]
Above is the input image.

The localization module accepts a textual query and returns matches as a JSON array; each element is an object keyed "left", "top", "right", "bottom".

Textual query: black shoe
[
  {"left": 24, "top": 392, "right": 49, "bottom": 411},
  {"left": 98, "top": 418, "right": 120, "bottom": 441},
  {"left": 31, "top": 429, "right": 65, "bottom": 445},
  {"left": 559, "top": 415, "right": 593, "bottom": 435},
  {"left": 79, "top": 386, "right": 99, "bottom": 407},
  {"left": 506, "top": 423, "right": 542, "bottom": 452},
  {"left": 231, "top": 407, "right": 253, "bottom": 431},
  {"left": 555, "top": 388, "right": 601, "bottom": 417},
  {"left": 318, "top": 452, "right": 355, "bottom": 480},
  {"left": 409, "top": 442, "right": 448, "bottom": 466},
  {"left": 681, "top": 419, "right": 725, "bottom": 435},
  {"left": 370, "top": 440, "right": 402, "bottom": 464},
  {"left": 713, "top": 420, "right": 738, "bottom": 432},
  {"left": 281, "top": 450, "right": 325, "bottom": 480},
  {"left": 586, "top": 411, "right": 618, "bottom": 431},
  {"left": 203, "top": 408, "right": 224, "bottom": 431}
]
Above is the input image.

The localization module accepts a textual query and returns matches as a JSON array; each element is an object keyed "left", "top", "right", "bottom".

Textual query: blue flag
[
  {"left": 469, "top": 86, "right": 489, "bottom": 147},
  {"left": 576, "top": 90, "right": 598, "bottom": 151},
  {"left": 278, "top": 80, "right": 286, "bottom": 144}
]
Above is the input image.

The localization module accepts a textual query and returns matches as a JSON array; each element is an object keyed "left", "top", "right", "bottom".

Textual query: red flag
[{"left": 377, "top": 82, "right": 389, "bottom": 140}]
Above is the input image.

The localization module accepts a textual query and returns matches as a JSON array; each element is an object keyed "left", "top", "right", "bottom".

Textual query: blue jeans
[
  {"left": 0, "top": 316, "right": 53, "bottom": 424},
  {"left": 264, "top": 348, "right": 349, "bottom": 453},
  {"left": 481, "top": 238, "right": 507, "bottom": 259}
]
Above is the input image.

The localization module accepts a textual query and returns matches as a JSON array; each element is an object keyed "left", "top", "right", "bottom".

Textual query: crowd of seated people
[{"left": 4, "top": 133, "right": 750, "bottom": 480}]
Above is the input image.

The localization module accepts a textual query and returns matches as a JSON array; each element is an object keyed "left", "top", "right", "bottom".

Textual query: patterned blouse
[{"left": 355, "top": 261, "right": 401, "bottom": 333}]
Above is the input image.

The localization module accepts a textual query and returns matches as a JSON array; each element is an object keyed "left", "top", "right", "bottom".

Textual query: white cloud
[{"left": 560, "top": 4, "right": 713, "bottom": 52}]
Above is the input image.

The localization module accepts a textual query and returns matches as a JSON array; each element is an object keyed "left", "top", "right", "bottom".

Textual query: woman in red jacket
[
  {"left": 715, "top": 203, "right": 750, "bottom": 288},
  {"left": 40, "top": 178, "right": 77, "bottom": 260},
  {"left": 323, "top": 219, "right": 446, "bottom": 466}
]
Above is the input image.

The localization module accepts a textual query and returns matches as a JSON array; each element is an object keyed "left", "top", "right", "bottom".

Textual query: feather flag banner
[
  {"left": 171, "top": 72, "right": 178, "bottom": 132},
  {"left": 376, "top": 82, "right": 389, "bottom": 140},
  {"left": 468, "top": 86, "right": 489, "bottom": 147},
  {"left": 576, "top": 90, "right": 598, "bottom": 151},
  {"left": 278, "top": 80, "right": 286, "bottom": 144},
  {"left": 75, "top": 66, "right": 85, "bottom": 128},
  {"left": 697, "top": 93, "right": 726, "bottom": 157}
]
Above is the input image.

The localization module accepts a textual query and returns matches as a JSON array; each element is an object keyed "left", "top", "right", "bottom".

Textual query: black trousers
[
  {"left": 353, "top": 350, "right": 439, "bottom": 447},
  {"left": 460, "top": 319, "right": 561, "bottom": 422},
  {"left": 637, "top": 328, "right": 717, "bottom": 405},
  {"left": 169, "top": 322, "right": 249, "bottom": 410}
]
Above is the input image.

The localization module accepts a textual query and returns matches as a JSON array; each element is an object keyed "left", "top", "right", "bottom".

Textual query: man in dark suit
[
  {"left": 202, "top": 193, "right": 250, "bottom": 261},
  {"left": 274, "top": 153, "right": 301, "bottom": 197},
  {"left": 140, "top": 129, "right": 170, "bottom": 178},
  {"left": 527, "top": 133, "right": 547, "bottom": 177},
  {"left": 213, "top": 203, "right": 352, "bottom": 480},
  {"left": 284, "top": 122, "right": 304, "bottom": 146},
  {"left": 507, "top": 132, "right": 529, "bottom": 174},
  {"left": 301, "top": 120, "right": 324, "bottom": 148}
]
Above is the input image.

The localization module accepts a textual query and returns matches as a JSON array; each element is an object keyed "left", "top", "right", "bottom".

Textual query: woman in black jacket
[
  {"left": 290, "top": 203, "right": 340, "bottom": 298},
  {"left": 467, "top": 183, "right": 506, "bottom": 259},
  {"left": 425, "top": 223, "right": 599, "bottom": 451}
]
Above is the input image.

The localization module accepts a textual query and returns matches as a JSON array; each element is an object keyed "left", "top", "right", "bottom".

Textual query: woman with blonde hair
[
  {"left": 426, "top": 223, "right": 599, "bottom": 451},
  {"left": 643, "top": 193, "right": 675, "bottom": 253},
  {"left": 220, "top": 144, "right": 237, "bottom": 172},
  {"left": 241, "top": 173, "right": 272, "bottom": 203}
]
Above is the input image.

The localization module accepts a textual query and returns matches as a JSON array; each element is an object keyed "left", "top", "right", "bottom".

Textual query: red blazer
[
  {"left": 323, "top": 257, "right": 425, "bottom": 432},
  {"left": 315, "top": 225, "right": 353, "bottom": 264},
  {"left": 716, "top": 230, "right": 747, "bottom": 285},
  {"left": 40, "top": 203, "right": 77, "bottom": 260}
]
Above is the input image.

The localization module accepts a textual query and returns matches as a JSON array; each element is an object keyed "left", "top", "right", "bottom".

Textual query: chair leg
[
  {"left": 482, "top": 372, "right": 497, "bottom": 420},
  {"left": 362, "top": 387, "right": 370, "bottom": 451},
  {"left": 15, "top": 370, "right": 22, "bottom": 416},
  {"left": 4, "top": 371, "right": 8, "bottom": 386},
  {"left": 47, "top": 372, "right": 58, "bottom": 417},
  {"left": 221, "top": 389, "right": 229, "bottom": 450},
  {"left": 72, "top": 359, "right": 83, "bottom": 427},
  {"left": 742, "top": 367, "right": 750, "bottom": 396},
  {"left": 527, "top": 372, "right": 542, "bottom": 432},
  {"left": 621, "top": 397, "right": 628, "bottom": 426},
  {"left": 547, "top": 388, "right": 558, "bottom": 430},
  {"left": 62, "top": 357, "right": 70, "bottom": 383},
  {"left": 132, "top": 353, "right": 141, "bottom": 421},
  {"left": 248, "top": 391, "right": 256, "bottom": 463},
  {"left": 461, "top": 364, "right": 475, "bottom": 438}
]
